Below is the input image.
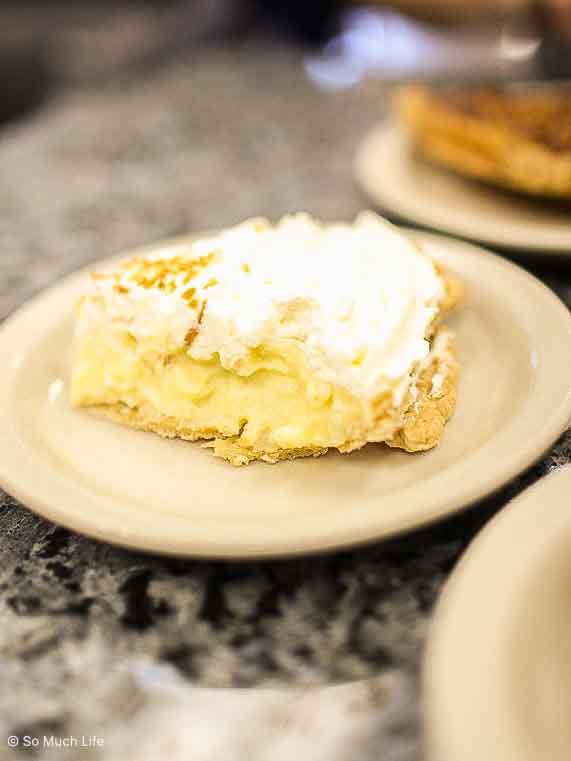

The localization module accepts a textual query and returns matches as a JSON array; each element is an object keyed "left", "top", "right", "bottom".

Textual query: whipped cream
[{"left": 81, "top": 213, "right": 445, "bottom": 403}]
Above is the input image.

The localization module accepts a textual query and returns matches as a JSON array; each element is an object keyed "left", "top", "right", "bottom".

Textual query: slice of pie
[
  {"left": 70, "top": 213, "right": 462, "bottom": 465},
  {"left": 395, "top": 84, "right": 571, "bottom": 199}
]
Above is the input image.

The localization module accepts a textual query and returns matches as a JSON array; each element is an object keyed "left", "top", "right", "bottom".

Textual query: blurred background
[
  {"left": 0, "top": 0, "right": 569, "bottom": 130},
  {"left": 0, "top": 4, "right": 569, "bottom": 753}
]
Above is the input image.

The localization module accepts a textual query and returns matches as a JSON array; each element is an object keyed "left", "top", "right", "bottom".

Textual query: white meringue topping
[{"left": 80, "top": 212, "right": 445, "bottom": 403}]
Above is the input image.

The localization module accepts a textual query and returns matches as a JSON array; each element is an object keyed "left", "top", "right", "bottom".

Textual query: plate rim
[
  {"left": 423, "top": 464, "right": 571, "bottom": 761},
  {"left": 1, "top": 231, "right": 571, "bottom": 558},
  {"left": 354, "top": 120, "right": 571, "bottom": 256}
]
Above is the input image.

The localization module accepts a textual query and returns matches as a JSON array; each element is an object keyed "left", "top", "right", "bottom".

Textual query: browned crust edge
[{"left": 386, "top": 328, "right": 458, "bottom": 453}]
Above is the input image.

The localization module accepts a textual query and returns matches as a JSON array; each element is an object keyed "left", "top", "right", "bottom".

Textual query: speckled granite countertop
[{"left": 1, "top": 37, "right": 570, "bottom": 761}]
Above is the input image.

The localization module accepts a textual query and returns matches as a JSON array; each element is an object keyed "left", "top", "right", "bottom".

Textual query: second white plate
[
  {"left": 425, "top": 465, "right": 571, "bottom": 761},
  {"left": 355, "top": 121, "right": 571, "bottom": 255}
]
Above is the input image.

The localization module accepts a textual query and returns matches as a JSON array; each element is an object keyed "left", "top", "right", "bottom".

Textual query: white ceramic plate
[
  {"left": 1, "top": 231, "right": 571, "bottom": 559},
  {"left": 424, "top": 464, "right": 571, "bottom": 761},
  {"left": 355, "top": 121, "right": 571, "bottom": 255}
]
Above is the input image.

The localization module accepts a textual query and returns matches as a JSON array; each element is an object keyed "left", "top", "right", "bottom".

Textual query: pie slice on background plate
[{"left": 395, "top": 84, "right": 571, "bottom": 200}]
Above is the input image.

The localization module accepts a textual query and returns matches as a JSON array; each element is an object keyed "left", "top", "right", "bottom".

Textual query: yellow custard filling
[{"left": 70, "top": 329, "right": 392, "bottom": 461}]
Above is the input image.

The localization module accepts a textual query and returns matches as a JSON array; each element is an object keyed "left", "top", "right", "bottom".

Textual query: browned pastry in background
[{"left": 395, "top": 85, "right": 571, "bottom": 199}]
